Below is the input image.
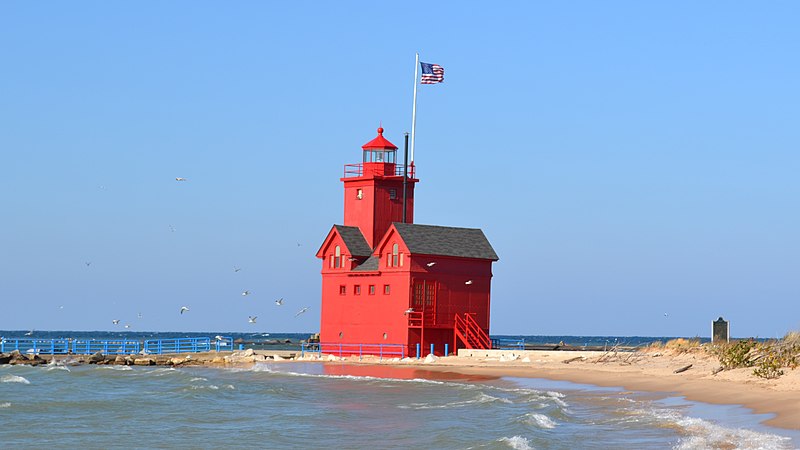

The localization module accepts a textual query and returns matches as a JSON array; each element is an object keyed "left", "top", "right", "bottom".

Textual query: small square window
[
  {"left": 354, "top": 285, "right": 361, "bottom": 295},
  {"left": 339, "top": 285, "right": 346, "bottom": 295},
  {"left": 383, "top": 284, "right": 390, "bottom": 295},
  {"left": 368, "top": 285, "right": 375, "bottom": 295}
]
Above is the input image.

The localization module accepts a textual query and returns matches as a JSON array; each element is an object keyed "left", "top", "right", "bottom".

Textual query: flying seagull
[
  {"left": 169, "top": 225, "right": 176, "bottom": 232},
  {"left": 295, "top": 307, "right": 310, "bottom": 317},
  {"left": 124, "top": 324, "right": 130, "bottom": 329},
  {"left": 275, "top": 298, "right": 284, "bottom": 306},
  {"left": 112, "top": 319, "right": 120, "bottom": 325},
  {"left": 24, "top": 330, "right": 34, "bottom": 336},
  {"left": 85, "top": 262, "right": 91, "bottom": 267},
  {"left": 137, "top": 313, "right": 143, "bottom": 319},
  {"left": 233, "top": 266, "right": 241, "bottom": 272},
  {"left": 248, "top": 316, "right": 257, "bottom": 324},
  {"left": 180, "top": 306, "right": 190, "bottom": 314},
  {"left": 465, "top": 280, "right": 473, "bottom": 285},
  {"left": 175, "top": 177, "right": 187, "bottom": 181},
  {"left": 215, "top": 335, "right": 224, "bottom": 341},
  {"left": 242, "top": 290, "right": 251, "bottom": 296},
  {"left": 403, "top": 308, "right": 414, "bottom": 315},
  {"left": 426, "top": 262, "right": 436, "bottom": 267}
]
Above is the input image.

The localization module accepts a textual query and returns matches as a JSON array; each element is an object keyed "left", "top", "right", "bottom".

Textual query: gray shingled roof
[
  {"left": 352, "top": 255, "right": 380, "bottom": 272},
  {"left": 393, "top": 223, "right": 499, "bottom": 261},
  {"left": 333, "top": 225, "right": 372, "bottom": 257}
]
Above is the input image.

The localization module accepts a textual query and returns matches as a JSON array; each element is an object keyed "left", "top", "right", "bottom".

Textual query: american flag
[{"left": 420, "top": 62, "right": 444, "bottom": 84}]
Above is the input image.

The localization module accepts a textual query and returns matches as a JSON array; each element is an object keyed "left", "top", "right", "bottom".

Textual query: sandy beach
[{"left": 292, "top": 347, "right": 800, "bottom": 431}]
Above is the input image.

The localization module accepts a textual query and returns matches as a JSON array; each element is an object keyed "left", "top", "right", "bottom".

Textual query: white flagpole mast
[{"left": 410, "top": 52, "right": 419, "bottom": 164}]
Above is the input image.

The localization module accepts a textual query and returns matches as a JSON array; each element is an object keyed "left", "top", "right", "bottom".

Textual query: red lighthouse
[{"left": 316, "top": 127, "right": 498, "bottom": 357}]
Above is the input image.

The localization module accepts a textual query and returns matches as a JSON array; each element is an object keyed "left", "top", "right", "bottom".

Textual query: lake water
[{"left": 2, "top": 357, "right": 798, "bottom": 449}]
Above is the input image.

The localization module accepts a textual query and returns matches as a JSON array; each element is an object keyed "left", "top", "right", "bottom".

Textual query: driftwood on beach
[{"left": 673, "top": 364, "right": 693, "bottom": 374}]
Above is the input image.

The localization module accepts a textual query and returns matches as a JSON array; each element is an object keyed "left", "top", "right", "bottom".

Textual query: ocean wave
[
  {"left": 189, "top": 384, "right": 220, "bottom": 390},
  {"left": 0, "top": 402, "right": 10, "bottom": 408},
  {"left": 498, "top": 436, "right": 535, "bottom": 450},
  {"left": 99, "top": 365, "right": 133, "bottom": 371},
  {"left": 189, "top": 377, "right": 208, "bottom": 382},
  {"left": 45, "top": 360, "right": 71, "bottom": 372},
  {"left": 521, "top": 412, "right": 557, "bottom": 429},
  {"left": 250, "top": 363, "right": 473, "bottom": 388},
  {"left": 637, "top": 407, "right": 793, "bottom": 450},
  {"left": 1, "top": 375, "right": 30, "bottom": 384},
  {"left": 672, "top": 416, "right": 793, "bottom": 450},
  {"left": 399, "top": 392, "right": 512, "bottom": 410}
]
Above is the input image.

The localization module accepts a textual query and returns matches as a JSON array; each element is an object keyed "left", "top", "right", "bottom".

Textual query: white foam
[
  {"left": 672, "top": 416, "right": 792, "bottom": 450},
  {"left": 523, "top": 412, "right": 557, "bottom": 429},
  {"left": 1, "top": 375, "right": 30, "bottom": 384},
  {"left": 638, "top": 406, "right": 793, "bottom": 450},
  {"left": 498, "top": 435, "right": 535, "bottom": 450},
  {"left": 189, "top": 377, "right": 208, "bottom": 382},
  {"left": 189, "top": 384, "right": 220, "bottom": 390},
  {"left": 400, "top": 392, "right": 512, "bottom": 410},
  {"left": 100, "top": 365, "right": 132, "bottom": 371},
  {"left": 0, "top": 402, "right": 10, "bottom": 408}
]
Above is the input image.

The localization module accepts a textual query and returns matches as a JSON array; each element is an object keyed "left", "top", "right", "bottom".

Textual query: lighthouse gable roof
[
  {"left": 333, "top": 225, "right": 373, "bottom": 257},
  {"left": 392, "top": 223, "right": 499, "bottom": 261}
]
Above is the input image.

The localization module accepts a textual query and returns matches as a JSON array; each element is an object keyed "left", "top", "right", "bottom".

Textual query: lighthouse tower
[
  {"left": 316, "top": 127, "right": 498, "bottom": 357},
  {"left": 341, "top": 127, "right": 416, "bottom": 248}
]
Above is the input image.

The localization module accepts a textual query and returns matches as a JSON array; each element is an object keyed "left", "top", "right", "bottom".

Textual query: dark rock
[
  {"left": 0, "top": 353, "right": 11, "bottom": 364},
  {"left": 88, "top": 352, "right": 105, "bottom": 364}
]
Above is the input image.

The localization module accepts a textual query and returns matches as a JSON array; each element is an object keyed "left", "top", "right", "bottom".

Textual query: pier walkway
[{"left": 0, "top": 336, "right": 234, "bottom": 355}]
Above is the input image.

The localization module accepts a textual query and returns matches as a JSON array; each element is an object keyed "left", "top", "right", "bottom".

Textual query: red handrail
[{"left": 454, "top": 313, "right": 491, "bottom": 350}]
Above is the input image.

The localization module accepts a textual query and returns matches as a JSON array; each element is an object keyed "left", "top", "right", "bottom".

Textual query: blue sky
[{"left": 1, "top": 2, "right": 798, "bottom": 337}]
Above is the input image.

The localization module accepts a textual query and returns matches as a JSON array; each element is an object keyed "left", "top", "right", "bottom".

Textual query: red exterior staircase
[{"left": 453, "top": 313, "right": 491, "bottom": 350}]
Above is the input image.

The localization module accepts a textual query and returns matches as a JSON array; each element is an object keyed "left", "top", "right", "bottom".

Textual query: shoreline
[{"left": 307, "top": 349, "right": 800, "bottom": 431}]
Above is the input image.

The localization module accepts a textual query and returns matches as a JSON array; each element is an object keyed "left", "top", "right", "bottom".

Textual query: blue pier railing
[
  {"left": 301, "top": 342, "right": 405, "bottom": 360},
  {"left": 0, "top": 338, "right": 71, "bottom": 355},
  {"left": 1, "top": 336, "right": 235, "bottom": 355},
  {"left": 492, "top": 338, "right": 526, "bottom": 350},
  {"left": 72, "top": 339, "right": 141, "bottom": 355},
  {"left": 144, "top": 337, "right": 234, "bottom": 354}
]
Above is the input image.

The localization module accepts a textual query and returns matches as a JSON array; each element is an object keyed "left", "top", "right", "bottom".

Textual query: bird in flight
[
  {"left": 248, "top": 316, "right": 257, "bottom": 324},
  {"left": 403, "top": 308, "right": 414, "bottom": 315},
  {"left": 242, "top": 290, "right": 251, "bottom": 296},
  {"left": 295, "top": 307, "right": 310, "bottom": 317},
  {"left": 275, "top": 298, "right": 283, "bottom": 306},
  {"left": 233, "top": 266, "right": 241, "bottom": 272},
  {"left": 24, "top": 330, "right": 34, "bottom": 336},
  {"left": 175, "top": 177, "right": 187, "bottom": 181},
  {"left": 465, "top": 280, "right": 473, "bottom": 285},
  {"left": 137, "top": 313, "right": 143, "bottom": 319},
  {"left": 124, "top": 324, "right": 130, "bottom": 329},
  {"left": 112, "top": 319, "right": 120, "bottom": 325},
  {"left": 426, "top": 262, "right": 436, "bottom": 267},
  {"left": 169, "top": 225, "right": 176, "bottom": 233},
  {"left": 180, "top": 306, "right": 190, "bottom": 314},
  {"left": 85, "top": 262, "right": 91, "bottom": 267},
  {"left": 215, "top": 335, "right": 224, "bottom": 341}
]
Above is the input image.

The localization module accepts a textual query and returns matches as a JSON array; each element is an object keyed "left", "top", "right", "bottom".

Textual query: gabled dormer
[
  {"left": 316, "top": 225, "right": 372, "bottom": 272},
  {"left": 372, "top": 225, "right": 411, "bottom": 271}
]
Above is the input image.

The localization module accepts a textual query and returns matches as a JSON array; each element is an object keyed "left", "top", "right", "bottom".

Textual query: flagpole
[{"left": 410, "top": 52, "right": 419, "bottom": 164}]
